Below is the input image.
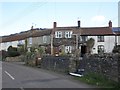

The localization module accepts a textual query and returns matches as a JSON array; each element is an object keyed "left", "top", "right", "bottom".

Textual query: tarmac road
[{"left": 2, "top": 62, "right": 96, "bottom": 89}]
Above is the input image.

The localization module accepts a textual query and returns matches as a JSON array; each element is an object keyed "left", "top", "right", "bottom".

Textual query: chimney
[
  {"left": 109, "top": 20, "right": 112, "bottom": 27},
  {"left": 53, "top": 22, "right": 57, "bottom": 28},
  {"left": 31, "top": 26, "right": 33, "bottom": 30},
  {"left": 78, "top": 20, "right": 80, "bottom": 28}
]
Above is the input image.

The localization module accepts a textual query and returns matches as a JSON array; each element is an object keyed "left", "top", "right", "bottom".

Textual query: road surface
[{"left": 2, "top": 62, "right": 96, "bottom": 88}]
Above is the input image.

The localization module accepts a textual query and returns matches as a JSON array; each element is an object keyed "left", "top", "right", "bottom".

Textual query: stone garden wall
[
  {"left": 41, "top": 55, "right": 70, "bottom": 73},
  {"left": 5, "top": 55, "right": 25, "bottom": 62},
  {"left": 40, "top": 53, "right": 119, "bottom": 82},
  {"left": 83, "top": 53, "right": 120, "bottom": 82}
]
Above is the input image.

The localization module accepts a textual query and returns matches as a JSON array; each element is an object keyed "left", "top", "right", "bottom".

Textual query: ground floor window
[
  {"left": 98, "top": 45, "right": 104, "bottom": 53},
  {"left": 65, "top": 46, "right": 72, "bottom": 54}
]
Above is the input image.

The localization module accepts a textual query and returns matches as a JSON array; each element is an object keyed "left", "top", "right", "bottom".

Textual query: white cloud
[
  {"left": 90, "top": 15, "right": 107, "bottom": 26},
  {"left": 91, "top": 15, "right": 105, "bottom": 22}
]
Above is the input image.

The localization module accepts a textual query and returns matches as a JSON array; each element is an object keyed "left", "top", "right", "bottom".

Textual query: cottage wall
[{"left": 88, "top": 36, "right": 115, "bottom": 54}]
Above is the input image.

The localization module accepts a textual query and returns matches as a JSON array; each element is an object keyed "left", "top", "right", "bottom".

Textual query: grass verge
[{"left": 74, "top": 72, "right": 119, "bottom": 89}]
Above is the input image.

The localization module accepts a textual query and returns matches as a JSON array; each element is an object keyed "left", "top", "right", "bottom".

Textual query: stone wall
[
  {"left": 41, "top": 55, "right": 70, "bottom": 73},
  {"left": 5, "top": 55, "right": 25, "bottom": 62},
  {"left": 83, "top": 53, "right": 119, "bottom": 82}
]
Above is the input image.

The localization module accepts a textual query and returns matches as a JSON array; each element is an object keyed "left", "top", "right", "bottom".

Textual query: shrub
[
  {"left": 7, "top": 46, "right": 20, "bottom": 57},
  {"left": 112, "top": 45, "right": 120, "bottom": 53},
  {"left": 86, "top": 38, "right": 95, "bottom": 54}
]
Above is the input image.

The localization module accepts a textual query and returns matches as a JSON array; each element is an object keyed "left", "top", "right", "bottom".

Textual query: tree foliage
[
  {"left": 7, "top": 46, "right": 20, "bottom": 57},
  {"left": 86, "top": 38, "right": 95, "bottom": 53},
  {"left": 112, "top": 45, "right": 120, "bottom": 53}
]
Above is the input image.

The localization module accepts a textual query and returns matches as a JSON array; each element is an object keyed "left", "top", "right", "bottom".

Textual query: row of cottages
[
  {"left": 21, "top": 20, "right": 119, "bottom": 55},
  {"left": 0, "top": 20, "right": 120, "bottom": 55},
  {"left": 51, "top": 21, "right": 118, "bottom": 55},
  {"left": 0, "top": 28, "right": 52, "bottom": 53}
]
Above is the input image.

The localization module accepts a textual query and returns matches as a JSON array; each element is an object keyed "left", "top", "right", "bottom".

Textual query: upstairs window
[
  {"left": 65, "top": 31, "right": 73, "bottom": 38},
  {"left": 55, "top": 31, "right": 62, "bottom": 38},
  {"left": 97, "top": 36, "right": 104, "bottom": 42},
  {"left": 18, "top": 40, "right": 23, "bottom": 45},
  {"left": 43, "top": 36, "right": 47, "bottom": 43},
  {"left": 80, "top": 36, "right": 88, "bottom": 42},
  {"left": 29, "top": 37, "right": 32, "bottom": 44}
]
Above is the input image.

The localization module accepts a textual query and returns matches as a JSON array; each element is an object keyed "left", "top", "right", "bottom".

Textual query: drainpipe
[
  {"left": 76, "top": 34, "right": 79, "bottom": 49},
  {"left": 115, "top": 34, "right": 117, "bottom": 46},
  {"left": 51, "top": 34, "right": 53, "bottom": 55}
]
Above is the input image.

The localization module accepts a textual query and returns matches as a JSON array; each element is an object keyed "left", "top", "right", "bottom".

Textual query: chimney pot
[
  {"left": 31, "top": 26, "right": 33, "bottom": 30},
  {"left": 53, "top": 22, "right": 57, "bottom": 28},
  {"left": 78, "top": 20, "right": 80, "bottom": 28},
  {"left": 109, "top": 20, "right": 112, "bottom": 27}
]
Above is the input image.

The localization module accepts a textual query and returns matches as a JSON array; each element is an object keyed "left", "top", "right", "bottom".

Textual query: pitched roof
[
  {"left": 81, "top": 27, "right": 114, "bottom": 35},
  {"left": 1, "top": 29, "right": 52, "bottom": 43},
  {"left": 1, "top": 26, "right": 115, "bottom": 43},
  {"left": 55, "top": 26, "right": 114, "bottom": 35},
  {"left": 1, "top": 32, "right": 29, "bottom": 43},
  {"left": 31, "top": 29, "right": 52, "bottom": 37}
]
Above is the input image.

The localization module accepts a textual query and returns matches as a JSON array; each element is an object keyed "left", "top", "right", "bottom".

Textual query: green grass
[{"left": 74, "top": 72, "right": 119, "bottom": 89}]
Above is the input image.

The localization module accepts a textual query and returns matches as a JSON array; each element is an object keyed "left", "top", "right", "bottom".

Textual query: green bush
[
  {"left": 113, "top": 45, "right": 120, "bottom": 53},
  {"left": 7, "top": 46, "right": 20, "bottom": 57}
]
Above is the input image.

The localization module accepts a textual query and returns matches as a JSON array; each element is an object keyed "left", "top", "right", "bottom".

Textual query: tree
[
  {"left": 112, "top": 45, "right": 120, "bottom": 53},
  {"left": 86, "top": 38, "right": 95, "bottom": 54},
  {"left": 7, "top": 46, "right": 20, "bottom": 57}
]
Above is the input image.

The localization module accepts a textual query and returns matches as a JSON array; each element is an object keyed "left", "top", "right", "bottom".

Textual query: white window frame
[
  {"left": 43, "top": 36, "right": 47, "bottom": 43},
  {"left": 18, "top": 40, "right": 23, "bottom": 45},
  {"left": 65, "top": 46, "right": 72, "bottom": 53},
  {"left": 29, "top": 37, "right": 32, "bottom": 45},
  {"left": 97, "top": 36, "right": 104, "bottom": 42},
  {"left": 80, "top": 36, "right": 88, "bottom": 42},
  {"left": 55, "top": 31, "right": 62, "bottom": 38},
  {"left": 65, "top": 31, "right": 72, "bottom": 38}
]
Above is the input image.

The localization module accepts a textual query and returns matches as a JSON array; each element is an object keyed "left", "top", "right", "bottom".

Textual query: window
[
  {"left": 65, "top": 46, "right": 72, "bottom": 53},
  {"left": 18, "top": 40, "right": 23, "bottom": 45},
  {"left": 80, "top": 36, "right": 88, "bottom": 42},
  {"left": 55, "top": 31, "right": 62, "bottom": 38},
  {"left": 98, "top": 45, "right": 104, "bottom": 53},
  {"left": 29, "top": 37, "right": 32, "bottom": 44},
  {"left": 97, "top": 36, "right": 104, "bottom": 42},
  {"left": 65, "top": 31, "right": 72, "bottom": 38},
  {"left": 43, "top": 36, "right": 47, "bottom": 43}
]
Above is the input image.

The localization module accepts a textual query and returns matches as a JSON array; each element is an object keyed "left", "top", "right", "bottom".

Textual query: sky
[{"left": 0, "top": 0, "right": 119, "bottom": 36}]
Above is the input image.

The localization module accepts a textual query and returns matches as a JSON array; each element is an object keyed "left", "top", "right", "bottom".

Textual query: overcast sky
[{"left": 0, "top": 0, "right": 119, "bottom": 36}]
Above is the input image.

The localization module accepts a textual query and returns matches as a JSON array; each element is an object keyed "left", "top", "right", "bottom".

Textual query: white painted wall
[
  {"left": 117, "top": 36, "right": 120, "bottom": 45},
  {"left": 0, "top": 40, "right": 25, "bottom": 51},
  {"left": 88, "top": 36, "right": 115, "bottom": 54},
  {"left": 1, "top": 42, "right": 8, "bottom": 51},
  {"left": 104, "top": 36, "right": 115, "bottom": 53}
]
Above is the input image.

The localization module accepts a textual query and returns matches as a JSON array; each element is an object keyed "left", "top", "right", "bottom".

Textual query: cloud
[
  {"left": 91, "top": 15, "right": 105, "bottom": 22},
  {"left": 90, "top": 15, "right": 106, "bottom": 26}
]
